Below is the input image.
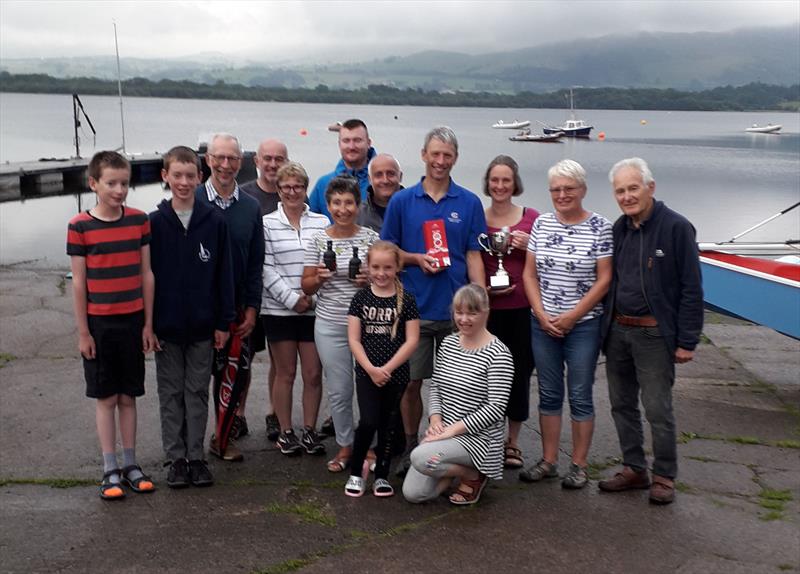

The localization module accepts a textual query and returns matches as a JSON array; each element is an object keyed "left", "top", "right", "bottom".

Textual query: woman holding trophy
[
  {"left": 479, "top": 155, "right": 539, "bottom": 469},
  {"left": 521, "top": 159, "right": 613, "bottom": 489}
]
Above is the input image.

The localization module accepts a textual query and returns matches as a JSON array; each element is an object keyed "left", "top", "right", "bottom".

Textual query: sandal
[
  {"left": 327, "top": 456, "right": 350, "bottom": 473},
  {"left": 372, "top": 478, "right": 394, "bottom": 497},
  {"left": 449, "top": 473, "right": 488, "bottom": 506},
  {"left": 100, "top": 469, "right": 126, "bottom": 500},
  {"left": 344, "top": 475, "right": 366, "bottom": 497},
  {"left": 504, "top": 445, "right": 524, "bottom": 469},
  {"left": 121, "top": 465, "right": 156, "bottom": 493}
]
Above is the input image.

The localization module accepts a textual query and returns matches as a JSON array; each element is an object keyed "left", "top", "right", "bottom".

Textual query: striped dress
[
  {"left": 66, "top": 207, "right": 150, "bottom": 316},
  {"left": 261, "top": 204, "right": 329, "bottom": 316},
  {"left": 429, "top": 334, "right": 514, "bottom": 479}
]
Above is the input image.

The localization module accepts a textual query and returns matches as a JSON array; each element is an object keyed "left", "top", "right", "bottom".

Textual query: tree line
[{"left": 0, "top": 71, "right": 797, "bottom": 111}]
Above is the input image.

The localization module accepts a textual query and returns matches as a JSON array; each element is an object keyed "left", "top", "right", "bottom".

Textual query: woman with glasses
[
  {"left": 262, "top": 162, "right": 330, "bottom": 457},
  {"left": 302, "top": 176, "right": 379, "bottom": 473},
  {"left": 520, "top": 159, "right": 613, "bottom": 489}
]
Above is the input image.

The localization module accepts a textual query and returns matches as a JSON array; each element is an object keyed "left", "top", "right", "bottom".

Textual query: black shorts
[
  {"left": 84, "top": 312, "right": 145, "bottom": 399},
  {"left": 250, "top": 314, "right": 267, "bottom": 353},
  {"left": 262, "top": 314, "right": 315, "bottom": 343}
]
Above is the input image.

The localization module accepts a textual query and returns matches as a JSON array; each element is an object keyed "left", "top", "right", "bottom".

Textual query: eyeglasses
[
  {"left": 208, "top": 153, "right": 242, "bottom": 164},
  {"left": 548, "top": 185, "right": 581, "bottom": 195},
  {"left": 279, "top": 184, "right": 306, "bottom": 194}
]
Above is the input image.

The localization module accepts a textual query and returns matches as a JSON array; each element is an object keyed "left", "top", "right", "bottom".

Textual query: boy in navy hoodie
[{"left": 150, "top": 146, "right": 235, "bottom": 488}]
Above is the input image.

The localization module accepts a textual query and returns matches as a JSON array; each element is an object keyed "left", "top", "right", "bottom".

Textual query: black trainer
[
  {"left": 166, "top": 458, "right": 190, "bottom": 489},
  {"left": 276, "top": 429, "right": 303, "bottom": 456},
  {"left": 320, "top": 416, "right": 335, "bottom": 438},
  {"left": 230, "top": 415, "right": 249, "bottom": 439},
  {"left": 188, "top": 459, "right": 214, "bottom": 487},
  {"left": 265, "top": 413, "right": 280, "bottom": 442},
  {"left": 301, "top": 427, "right": 326, "bottom": 455}
]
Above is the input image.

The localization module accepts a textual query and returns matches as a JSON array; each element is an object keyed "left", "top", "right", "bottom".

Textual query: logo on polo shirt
[
  {"left": 447, "top": 211, "right": 461, "bottom": 223},
  {"left": 199, "top": 242, "right": 211, "bottom": 262}
]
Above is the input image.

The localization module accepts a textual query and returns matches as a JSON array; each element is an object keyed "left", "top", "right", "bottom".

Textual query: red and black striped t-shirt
[{"left": 67, "top": 207, "right": 151, "bottom": 316}]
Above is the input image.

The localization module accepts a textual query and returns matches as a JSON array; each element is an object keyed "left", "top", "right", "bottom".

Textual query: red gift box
[{"left": 423, "top": 219, "right": 451, "bottom": 268}]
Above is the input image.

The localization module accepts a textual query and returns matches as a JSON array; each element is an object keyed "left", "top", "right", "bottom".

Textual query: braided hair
[{"left": 366, "top": 240, "right": 404, "bottom": 340}]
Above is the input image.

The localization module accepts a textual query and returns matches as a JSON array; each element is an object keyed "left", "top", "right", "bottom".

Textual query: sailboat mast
[{"left": 113, "top": 21, "right": 127, "bottom": 155}]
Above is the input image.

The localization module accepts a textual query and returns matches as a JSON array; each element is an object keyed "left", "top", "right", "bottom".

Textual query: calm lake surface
[{"left": 1, "top": 92, "right": 798, "bottom": 267}]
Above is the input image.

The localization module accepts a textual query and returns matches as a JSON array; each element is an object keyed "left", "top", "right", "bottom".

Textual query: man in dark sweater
[
  {"left": 356, "top": 153, "right": 403, "bottom": 233},
  {"left": 598, "top": 157, "right": 703, "bottom": 505},
  {"left": 196, "top": 133, "right": 265, "bottom": 462},
  {"left": 239, "top": 138, "right": 289, "bottom": 442}
]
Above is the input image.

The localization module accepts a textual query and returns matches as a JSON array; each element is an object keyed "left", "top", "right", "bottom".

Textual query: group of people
[{"left": 68, "top": 118, "right": 703, "bottom": 507}]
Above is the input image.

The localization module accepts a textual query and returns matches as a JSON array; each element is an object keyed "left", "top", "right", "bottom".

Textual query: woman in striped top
[
  {"left": 302, "top": 176, "right": 379, "bottom": 472},
  {"left": 521, "top": 159, "right": 613, "bottom": 489},
  {"left": 402, "top": 284, "right": 513, "bottom": 505},
  {"left": 262, "top": 162, "right": 330, "bottom": 456}
]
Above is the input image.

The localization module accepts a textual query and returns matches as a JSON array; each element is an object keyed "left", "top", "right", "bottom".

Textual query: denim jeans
[
  {"left": 605, "top": 321, "right": 677, "bottom": 479},
  {"left": 531, "top": 316, "right": 600, "bottom": 421}
]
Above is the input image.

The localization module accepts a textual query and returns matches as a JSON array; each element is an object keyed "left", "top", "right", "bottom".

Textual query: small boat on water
[
  {"left": 745, "top": 123, "right": 782, "bottom": 134},
  {"left": 492, "top": 119, "right": 531, "bottom": 130},
  {"left": 328, "top": 122, "right": 342, "bottom": 132},
  {"left": 542, "top": 88, "right": 593, "bottom": 138},
  {"left": 509, "top": 128, "right": 564, "bottom": 143},
  {"left": 698, "top": 202, "right": 800, "bottom": 339}
]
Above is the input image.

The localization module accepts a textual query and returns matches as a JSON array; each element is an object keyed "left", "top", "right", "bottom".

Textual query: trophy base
[{"left": 489, "top": 275, "right": 511, "bottom": 290}]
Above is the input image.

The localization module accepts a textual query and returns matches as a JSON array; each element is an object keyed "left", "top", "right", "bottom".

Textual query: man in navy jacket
[{"left": 598, "top": 157, "right": 703, "bottom": 505}]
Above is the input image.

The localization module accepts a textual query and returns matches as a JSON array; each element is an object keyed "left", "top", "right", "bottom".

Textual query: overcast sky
[{"left": 1, "top": 0, "right": 798, "bottom": 64}]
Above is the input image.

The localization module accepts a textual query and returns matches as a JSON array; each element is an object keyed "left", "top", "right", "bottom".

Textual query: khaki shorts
[{"left": 409, "top": 320, "right": 453, "bottom": 381}]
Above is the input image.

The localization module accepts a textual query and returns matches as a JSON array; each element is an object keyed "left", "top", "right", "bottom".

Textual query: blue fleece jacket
[
  {"left": 149, "top": 198, "right": 236, "bottom": 343},
  {"left": 600, "top": 200, "right": 704, "bottom": 356},
  {"left": 307, "top": 147, "right": 377, "bottom": 222},
  {"left": 195, "top": 185, "right": 265, "bottom": 311}
]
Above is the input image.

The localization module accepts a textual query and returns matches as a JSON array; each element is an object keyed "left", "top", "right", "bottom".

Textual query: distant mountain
[{"left": 1, "top": 26, "right": 797, "bottom": 92}]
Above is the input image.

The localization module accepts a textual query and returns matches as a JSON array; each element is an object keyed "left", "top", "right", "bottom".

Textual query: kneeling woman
[{"left": 402, "top": 284, "right": 513, "bottom": 505}]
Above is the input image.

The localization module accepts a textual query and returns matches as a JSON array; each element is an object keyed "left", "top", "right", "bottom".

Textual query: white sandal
[
  {"left": 372, "top": 478, "right": 394, "bottom": 497},
  {"left": 344, "top": 475, "right": 366, "bottom": 497}
]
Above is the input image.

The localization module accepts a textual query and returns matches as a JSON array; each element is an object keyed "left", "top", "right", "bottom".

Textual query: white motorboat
[
  {"left": 745, "top": 123, "right": 782, "bottom": 134},
  {"left": 492, "top": 119, "right": 531, "bottom": 129}
]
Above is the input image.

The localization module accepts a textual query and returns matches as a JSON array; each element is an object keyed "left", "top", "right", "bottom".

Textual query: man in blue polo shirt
[
  {"left": 381, "top": 126, "right": 486, "bottom": 475},
  {"left": 308, "top": 118, "right": 376, "bottom": 222}
]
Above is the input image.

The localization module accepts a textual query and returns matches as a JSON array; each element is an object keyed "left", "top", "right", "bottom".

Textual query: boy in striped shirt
[{"left": 67, "top": 151, "right": 158, "bottom": 500}]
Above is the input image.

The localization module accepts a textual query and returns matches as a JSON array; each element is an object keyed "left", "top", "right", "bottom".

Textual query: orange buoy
[
  {"left": 300, "top": 129, "right": 308, "bottom": 136},
  {"left": 598, "top": 132, "right": 606, "bottom": 141}
]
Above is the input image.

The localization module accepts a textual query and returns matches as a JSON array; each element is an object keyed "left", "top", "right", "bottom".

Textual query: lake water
[{"left": 1, "top": 92, "right": 798, "bottom": 267}]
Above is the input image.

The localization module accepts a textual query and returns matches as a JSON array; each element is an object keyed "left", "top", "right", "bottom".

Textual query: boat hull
[
  {"left": 543, "top": 126, "right": 593, "bottom": 137},
  {"left": 492, "top": 121, "right": 531, "bottom": 129},
  {"left": 745, "top": 125, "right": 782, "bottom": 134},
  {"left": 700, "top": 251, "right": 800, "bottom": 339}
]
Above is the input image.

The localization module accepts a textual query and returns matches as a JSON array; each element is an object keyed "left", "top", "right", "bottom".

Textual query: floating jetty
[{"left": 0, "top": 152, "right": 256, "bottom": 202}]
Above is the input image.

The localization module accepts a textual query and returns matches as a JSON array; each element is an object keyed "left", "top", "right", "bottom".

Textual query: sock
[
  {"left": 122, "top": 447, "right": 144, "bottom": 481},
  {"left": 103, "top": 453, "right": 120, "bottom": 483}
]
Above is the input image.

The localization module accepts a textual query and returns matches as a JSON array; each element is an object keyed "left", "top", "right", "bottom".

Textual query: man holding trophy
[
  {"left": 479, "top": 155, "right": 540, "bottom": 469},
  {"left": 381, "top": 126, "right": 486, "bottom": 476}
]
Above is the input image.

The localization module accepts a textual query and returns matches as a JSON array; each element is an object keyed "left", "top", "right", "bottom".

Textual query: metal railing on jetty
[{"left": 0, "top": 152, "right": 256, "bottom": 203}]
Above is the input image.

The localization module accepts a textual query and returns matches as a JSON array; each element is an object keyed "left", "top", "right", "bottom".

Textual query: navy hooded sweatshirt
[{"left": 149, "top": 198, "right": 236, "bottom": 343}]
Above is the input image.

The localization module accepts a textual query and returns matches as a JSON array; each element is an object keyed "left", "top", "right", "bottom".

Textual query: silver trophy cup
[{"left": 477, "top": 226, "right": 513, "bottom": 290}]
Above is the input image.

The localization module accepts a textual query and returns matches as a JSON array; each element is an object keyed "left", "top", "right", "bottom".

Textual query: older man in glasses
[{"left": 196, "top": 133, "right": 265, "bottom": 462}]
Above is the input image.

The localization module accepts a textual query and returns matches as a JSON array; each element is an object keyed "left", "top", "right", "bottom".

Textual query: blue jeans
[
  {"left": 531, "top": 316, "right": 600, "bottom": 421},
  {"left": 605, "top": 322, "right": 677, "bottom": 479}
]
